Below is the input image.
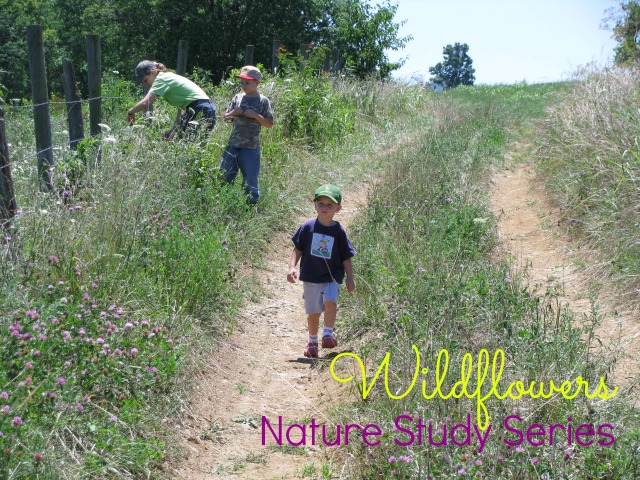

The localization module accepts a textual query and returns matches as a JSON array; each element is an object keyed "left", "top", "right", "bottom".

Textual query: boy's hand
[
  {"left": 229, "top": 107, "right": 244, "bottom": 117},
  {"left": 287, "top": 270, "right": 298, "bottom": 283},
  {"left": 346, "top": 277, "right": 355, "bottom": 293}
]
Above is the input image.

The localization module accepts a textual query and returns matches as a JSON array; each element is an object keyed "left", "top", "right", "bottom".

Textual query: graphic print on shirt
[{"left": 311, "top": 233, "right": 335, "bottom": 259}]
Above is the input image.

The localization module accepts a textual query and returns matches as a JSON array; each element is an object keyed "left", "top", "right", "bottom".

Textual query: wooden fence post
[
  {"left": 86, "top": 34, "right": 102, "bottom": 138},
  {"left": 322, "top": 49, "right": 330, "bottom": 72},
  {"left": 61, "top": 59, "right": 84, "bottom": 151},
  {"left": 244, "top": 45, "right": 254, "bottom": 66},
  {"left": 143, "top": 53, "right": 154, "bottom": 114},
  {"left": 176, "top": 40, "right": 189, "bottom": 75},
  {"left": 26, "top": 24, "right": 53, "bottom": 191},
  {"left": 331, "top": 48, "right": 340, "bottom": 73},
  {"left": 174, "top": 40, "right": 189, "bottom": 129},
  {"left": 299, "top": 43, "right": 309, "bottom": 60},
  {"left": 0, "top": 107, "right": 18, "bottom": 227},
  {"left": 272, "top": 39, "right": 281, "bottom": 74}
]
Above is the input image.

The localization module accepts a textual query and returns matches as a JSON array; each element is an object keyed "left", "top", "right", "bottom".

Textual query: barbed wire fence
[{"left": 0, "top": 27, "right": 345, "bottom": 228}]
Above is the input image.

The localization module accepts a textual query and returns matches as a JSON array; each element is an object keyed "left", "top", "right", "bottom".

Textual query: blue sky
[{"left": 386, "top": 0, "right": 619, "bottom": 84}]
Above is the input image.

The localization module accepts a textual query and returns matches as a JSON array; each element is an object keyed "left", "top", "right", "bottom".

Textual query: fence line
[
  {"left": 3, "top": 29, "right": 345, "bottom": 210},
  {"left": 7, "top": 96, "right": 136, "bottom": 109}
]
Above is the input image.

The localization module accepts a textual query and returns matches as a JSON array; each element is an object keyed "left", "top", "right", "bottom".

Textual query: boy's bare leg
[
  {"left": 307, "top": 313, "right": 321, "bottom": 336},
  {"left": 323, "top": 301, "right": 337, "bottom": 328}
]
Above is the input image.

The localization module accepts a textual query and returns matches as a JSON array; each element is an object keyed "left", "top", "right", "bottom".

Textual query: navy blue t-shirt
[{"left": 292, "top": 219, "right": 356, "bottom": 284}]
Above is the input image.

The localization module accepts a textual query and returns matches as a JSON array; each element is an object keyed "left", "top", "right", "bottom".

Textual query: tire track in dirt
[
  {"left": 167, "top": 188, "right": 369, "bottom": 480},
  {"left": 490, "top": 159, "right": 640, "bottom": 389}
]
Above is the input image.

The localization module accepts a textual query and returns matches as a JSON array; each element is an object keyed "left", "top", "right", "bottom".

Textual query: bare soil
[
  {"left": 166, "top": 147, "right": 639, "bottom": 479},
  {"left": 168, "top": 189, "right": 369, "bottom": 480},
  {"left": 490, "top": 160, "right": 640, "bottom": 387}
]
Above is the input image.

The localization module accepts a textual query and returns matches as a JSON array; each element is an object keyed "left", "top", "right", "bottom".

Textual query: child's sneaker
[
  {"left": 304, "top": 342, "right": 319, "bottom": 358},
  {"left": 322, "top": 335, "right": 338, "bottom": 349}
]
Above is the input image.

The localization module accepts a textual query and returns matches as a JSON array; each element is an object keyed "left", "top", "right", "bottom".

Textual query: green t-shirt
[{"left": 149, "top": 72, "right": 209, "bottom": 108}]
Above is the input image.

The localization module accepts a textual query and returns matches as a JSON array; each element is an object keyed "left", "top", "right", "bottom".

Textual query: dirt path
[
  {"left": 168, "top": 189, "right": 368, "bottom": 480},
  {"left": 166, "top": 141, "right": 639, "bottom": 479},
  {"left": 490, "top": 159, "right": 640, "bottom": 388}
]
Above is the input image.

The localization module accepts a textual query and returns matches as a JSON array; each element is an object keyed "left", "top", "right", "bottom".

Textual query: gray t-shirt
[{"left": 225, "top": 93, "right": 274, "bottom": 149}]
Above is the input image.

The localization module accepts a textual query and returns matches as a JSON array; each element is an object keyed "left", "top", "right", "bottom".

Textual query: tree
[
  {"left": 604, "top": 1, "right": 640, "bottom": 65},
  {"left": 323, "top": 0, "right": 412, "bottom": 79},
  {"left": 429, "top": 42, "right": 475, "bottom": 89},
  {"left": 1, "top": 0, "right": 412, "bottom": 97}
]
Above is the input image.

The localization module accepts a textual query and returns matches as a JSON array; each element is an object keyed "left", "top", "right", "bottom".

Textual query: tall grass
[
  {"left": 536, "top": 67, "right": 640, "bottom": 298},
  {"left": 3, "top": 67, "right": 638, "bottom": 479},
  {"left": 0, "top": 66, "right": 437, "bottom": 478},
  {"left": 336, "top": 82, "right": 640, "bottom": 479}
]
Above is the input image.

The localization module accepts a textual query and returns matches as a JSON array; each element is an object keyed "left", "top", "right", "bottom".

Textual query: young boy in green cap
[{"left": 287, "top": 184, "right": 356, "bottom": 358}]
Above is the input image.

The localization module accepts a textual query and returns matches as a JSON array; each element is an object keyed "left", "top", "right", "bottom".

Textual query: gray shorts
[{"left": 303, "top": 282, "right": 340, "bottom": 314}]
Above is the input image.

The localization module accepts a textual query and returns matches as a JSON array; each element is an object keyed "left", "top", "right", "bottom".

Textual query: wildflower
[
  {"left": 33, "top": 350, "right": 40, "bottom": 356},
  {"left": 458, "top": 469, "right": 466, "bottom": 476},
  {"left": 564, "top": 449, "right": 573, "bottom": 460},
  {"left": 2, "top": 406, "right": 10, "bottom": 413},
  {"left": 475, "top": 473, "right": 482, "bottom": 478},
  {"left": 12, "top": 416, "right": 22, "bottom": 426},
  {"left": 60, "top": 297, "right": 68, "bottom": 304},
  {"left": 531, "top": 457, "right": 539, "bottom": 465},
  {"left": 130, "top": 348, "right": 138, "bottom": 357},
  {"left": 34, "top": 453, "right": 43, "bottom": 462},
  {"left": 0, "top": 392, "right": 8, "bottom": 400},
  {"left": 388, "top": 456, "right": 396, "bottom": 463},
  {"left": 109, "top": 416, "right": 117, "bottom": 422},
  {"left": 515, "top": 447, "right": 525, "bottom": 453},
  {"left": 475, "top": 459, "right": 482, "bottom": 466},
  {"left": 496, "top": 454, "right": 504, "bottom": 462},
  {"left": 57, "top": 377, "right": 66, "bottom": 385}
]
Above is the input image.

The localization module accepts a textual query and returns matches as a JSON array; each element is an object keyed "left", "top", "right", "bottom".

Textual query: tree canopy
[
  {"left": 604, "top": 1, "right": 640, "bottom": 65},
  {"left": 428, "top": 42, "right": 475, "bottom": 89},
  {"left": 0, "top": 0, "right": 411, "bottom": 98}
]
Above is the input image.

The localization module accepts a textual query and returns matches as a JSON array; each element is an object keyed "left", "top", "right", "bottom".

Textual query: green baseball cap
[{"left": 314, "top": 184, "right": 342, "bottom": 204}]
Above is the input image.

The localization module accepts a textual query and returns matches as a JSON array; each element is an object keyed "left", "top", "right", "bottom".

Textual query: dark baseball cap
[{"left": 134, "top": 60, "right": 157, "bottom": 85}]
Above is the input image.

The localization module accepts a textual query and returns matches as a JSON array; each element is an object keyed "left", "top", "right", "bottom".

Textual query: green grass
[
  {"left": 1, "top": 70, "right": 639, "bottom": 479},
  {"left": 534, "top": 66, "right": 640, "bottom": 298},
  {"left": 335, "top": 81, "right": 640, "bottom": 479}
]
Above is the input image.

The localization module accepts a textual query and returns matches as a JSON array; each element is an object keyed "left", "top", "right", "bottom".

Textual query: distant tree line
[{"left": 0, "top": 0, "right": 411, "bottom": 98}]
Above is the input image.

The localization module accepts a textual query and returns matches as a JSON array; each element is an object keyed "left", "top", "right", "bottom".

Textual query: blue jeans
[
  {"left": 220, "top": 147, "right": 261, "bottom": 203},
  {"left": 180, "top": 99, "right": 216, "bottom": 133}
]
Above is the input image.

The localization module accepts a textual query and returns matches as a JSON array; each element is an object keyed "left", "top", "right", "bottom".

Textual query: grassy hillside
[
  {"left": 1, "top": 70, "right": 638, "bottom": 479},
  {"left": 334, "top": 83, "right": 640, "bottom": 479},
  {"left": 535, "top": 66, "right": 640, "bottom": 301}
]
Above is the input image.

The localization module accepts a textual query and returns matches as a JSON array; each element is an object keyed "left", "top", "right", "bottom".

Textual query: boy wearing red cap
[
  {"left": 287, "top": 184, "right": 356, "bottom": 358},
  {"left": 220, "top": 66, "right": 274, "bottom": 204}
]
